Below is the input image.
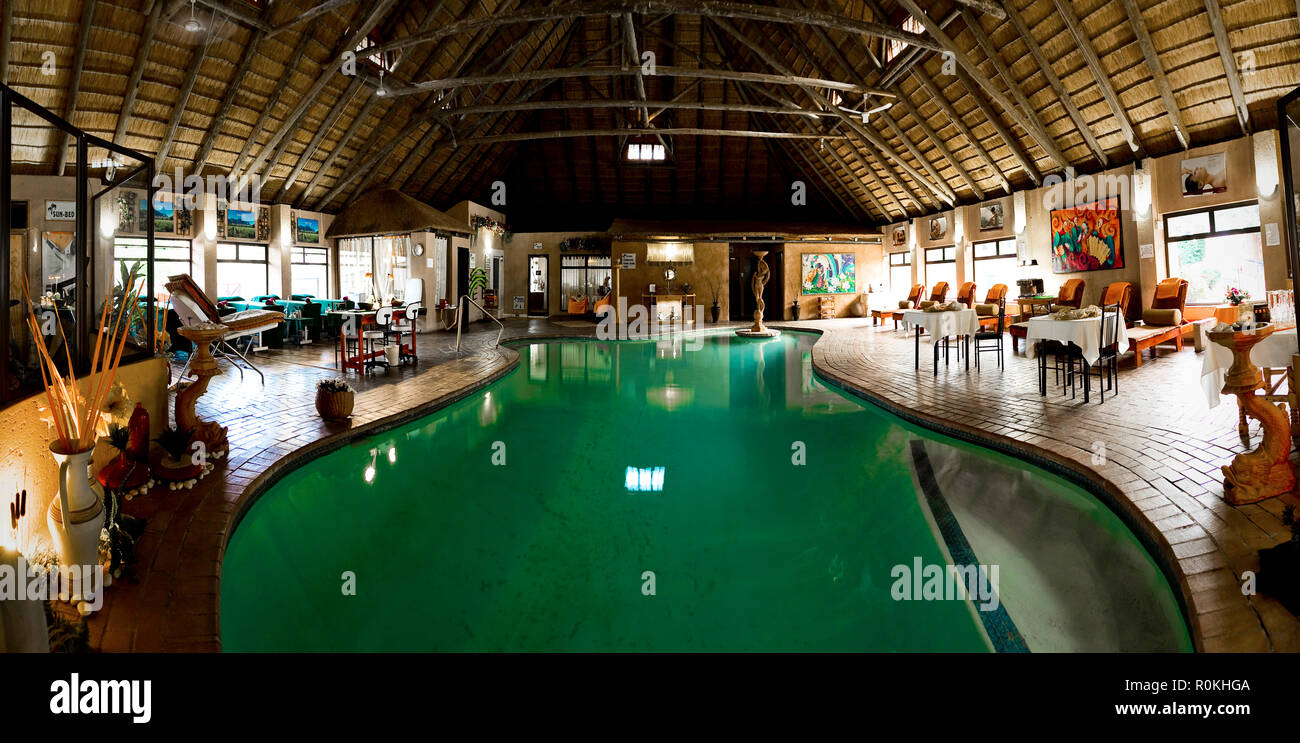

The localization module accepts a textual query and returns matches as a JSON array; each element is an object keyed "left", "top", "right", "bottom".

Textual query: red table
[{"left": 330, "top": 308, "right": 418, "bottom": 372}]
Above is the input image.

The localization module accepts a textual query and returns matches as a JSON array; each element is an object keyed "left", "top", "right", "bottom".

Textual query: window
[
  {"left": 291, "top": 246, "right": 329, "bottom": 298},
  {"left": 561, "top": 254, "right": 612, "bottom": 306},
  {"left": 924, "top": 246, "right": 957, "bottom": 289},
  {"left": 884, "top": 15, "right": 926, "bottom": 64},
  {"left": 113, "top": 237, "right": 191, "bottom": 293},
  {"left": 888, "top": 251, "right": 911, "bottom": 296},
  {"left": 625, "top": 142, "right": 666, "bottom": 161},
  {"left": 338, "top": 234, "right": 413, "bottom": 302},
  {"left": 971, "top": 238, "right": 1018, "bottom": 298},
  {"left": 216, "top": 242, "right": 268, "bottom": 298},
  {"left": 1165, "top": 202, "right": 1263, "bottom": 305},
  {"left": 434, "top": 235, "right": 448, "bottom": 305}
]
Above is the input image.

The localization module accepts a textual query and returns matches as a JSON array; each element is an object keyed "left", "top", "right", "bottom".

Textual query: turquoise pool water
[{"left": 221, "top": 331, "right": 1191, "bottom": 652}]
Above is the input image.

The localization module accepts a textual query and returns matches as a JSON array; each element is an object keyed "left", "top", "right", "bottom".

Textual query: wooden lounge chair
[
  {"left": 977, "top": 284, "right": 1009, "bottom": 329},
  {"left": 166, "top": 274, "right": 284, "bottom": 383},
  {"left": 917, "top": 281, "right": 950, "bottom": 310},
  {"left": 956, "top": 281, "right": 977, "bottom": 308},
  {"left": 872, "top": 283, "right": 923, "bottom": 328},
  {"left": 1126, "top": 277, "right": 1191, "bottom": 366}
]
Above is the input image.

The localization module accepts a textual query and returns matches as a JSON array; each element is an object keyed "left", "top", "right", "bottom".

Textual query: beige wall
[
  {"left": 0, "top": 356, "right": 168, "bottom": 556},
  {"left": 612, "top": 240, "right": 730, "bottom": 322},
  {"left": 783, "top": 242, "right": 884, "bottom": 319}
]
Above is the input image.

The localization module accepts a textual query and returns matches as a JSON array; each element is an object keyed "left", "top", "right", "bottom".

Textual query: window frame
[
  {"left": 290, "top": 245, "right": 331, "bottom": 297},
  {"left": 1162, "top": 201, "right": 1262, "bottom": 306},
  {"left": 216, "top": 241, "right": 270, "bottom": 298}
]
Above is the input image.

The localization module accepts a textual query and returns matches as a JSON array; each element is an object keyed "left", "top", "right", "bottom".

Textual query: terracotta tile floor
[{"left": 84, "top": 317, "right": 1299, "bottom": 652}]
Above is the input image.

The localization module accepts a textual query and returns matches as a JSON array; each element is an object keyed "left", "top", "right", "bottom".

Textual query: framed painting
[
  {"left": 801, "top": 253, "right": 856, "bottom": 294},
  {"left": 1049, "top": 197, "right": 1123, "bottom": 273},
  {"left": 892, "top": 224, "right": 906, "bottom": 246},
  {"left": 296, "top": 216, "right": 320, "bottom": 244},
  {"left": 1181, "top": 152, "right": 1227, "bottom": 196},
  {"left": 226, "top": 208, "right": 256, "bottom": 239},
  {"left": 979, "top": 203, "right": 1004, "bottom": 231},
  {"left": 929, "top": 216, "right": 947, "bottom": 241}
]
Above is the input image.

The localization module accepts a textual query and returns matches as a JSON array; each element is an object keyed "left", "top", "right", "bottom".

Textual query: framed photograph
[
  {"left": 296, "top": 216, "right": 320, "bottom": 244},
  {"left": 801, "top": 253, "right": 856, "bottom": 295},
  {"left": 151, "top": 197, "right": 175, "bottom": 234},
  {"left": 929, "top": 216, "right": 948, "bottom": 241},
  {"left": 1049, "top": 196, "right": 1123, "bottom": 273},
  {"left": 891, "top": 224, "right": 906, "bottom": 246},
  {"left": 1181, "top": 152, "right": 1227, "bottom": 196},
  {"left": 979, "top": 203, "right": 1004, "bottom": 231},
  {"left": 226, "top": 208, "right": 257, "bottom": 240}
]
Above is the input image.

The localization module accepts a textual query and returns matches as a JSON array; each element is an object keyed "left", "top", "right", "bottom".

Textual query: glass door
[{"left": 528, "top": 255, "right": 549, "bottom": 315}]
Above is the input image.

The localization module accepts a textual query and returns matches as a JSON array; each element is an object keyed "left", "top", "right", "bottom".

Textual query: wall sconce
[
  {"left": 1255, "top": 131, "right": 1279, "bottom": 197},
  {"left": 1012, "top": 191, "right": 1027, "bottom": 235},
  {"left": 952, "top": 210, "right": 964, "bottom": 246},
  {"left": 1133, "top": 160, "right": 1152, "bottom": 217}
]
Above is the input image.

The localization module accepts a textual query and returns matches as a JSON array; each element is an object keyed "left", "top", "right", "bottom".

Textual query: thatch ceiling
[{"left": 3, "top": 0, "right": 1298, "bottom": 229}]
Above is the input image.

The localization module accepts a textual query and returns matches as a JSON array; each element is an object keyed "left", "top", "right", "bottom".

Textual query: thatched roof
[
  {"left": 607, "top": 218, "right": 880, "bottom": 241},
  {"left": 4, "top": 1, "right": 1298, "bottom": 227},
  {"left": 325, "top": 186, "right": 469, "bottom": 238}
]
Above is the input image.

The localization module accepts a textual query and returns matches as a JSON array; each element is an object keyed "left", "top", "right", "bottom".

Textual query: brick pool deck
[{"left": 85, "top": 317, "right": 1299, "bottom": 652}]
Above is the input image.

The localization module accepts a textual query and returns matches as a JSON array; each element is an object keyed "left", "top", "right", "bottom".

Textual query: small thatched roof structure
[{"left": 325, "top": 186, "right": 469, "bottom": 239}]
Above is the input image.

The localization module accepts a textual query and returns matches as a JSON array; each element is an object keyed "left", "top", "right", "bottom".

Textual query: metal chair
[
  {"left": 1080, "top": 302, "right": 1122, "bottom": 403},
  {"left": 974, "top": 296, "right": 1006, "bottom": 370},
  {"left": 363, "top": 307, "right": 394, "bottom": 373}
]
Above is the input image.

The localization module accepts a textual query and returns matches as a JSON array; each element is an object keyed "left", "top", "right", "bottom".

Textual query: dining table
[
  {"left": 329, "top": 307, "right": 419, "bottom": 372},
  {"left": 1024, "top": 311, "right": 1128, "bottom": 402},
  {"left": 900, "top": 307, "right": 980, "bottom": 375}
]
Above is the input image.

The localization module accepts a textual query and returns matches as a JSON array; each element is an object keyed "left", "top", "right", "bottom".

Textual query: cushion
[
  {"left": 848, "top": 296, "right": 867, "bottom": 317},
  {"left": 975, "top": 303, "right": 998, "bottom": 317},
  {"left": 1142, "top": 308, "right": 1182, "bottom": 327},
  {"left": 918, "top": 300, "right": 937, "bottom": 309},
  {"left": 898, "top": 300, "right": 911, "bottom": 309}
]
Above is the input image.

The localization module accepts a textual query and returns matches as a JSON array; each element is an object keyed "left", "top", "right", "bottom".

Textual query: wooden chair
[
  {"left": 977, "top": 284, "right": 1009, "bottom": 329},
  {"left": 875, "top": 284, "right": 924, "bottom": 329},
  {"left": 1126, "top": 277, "right": 1191, "bottom": 366},
  {"left": 1079, "top": 302, "right": 1123, "bottom": 402},
  {"left": 918, "top": 281, "right": 950, "bottom": 309},
  {"left": 1100, "top": 281, "right": 1135, "bottom": 326},
  {"left": 956, "top": 281, "right": 977, "bottom": 308}
]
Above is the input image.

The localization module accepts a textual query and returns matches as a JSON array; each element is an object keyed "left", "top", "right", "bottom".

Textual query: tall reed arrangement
[{"left": 25, "top": 267, "right": 144, "bottom": 452}]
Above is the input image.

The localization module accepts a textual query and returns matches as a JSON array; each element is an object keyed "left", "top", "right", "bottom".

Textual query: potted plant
[
  {"left": 1259, "top": 504, "right": 1300, "bottom": 614},
  {"left": 153, "top": 426, "right": 203, "bottom": 489},
  {"left": 316, "top": 378, "right": 355, "bottom": 421},
  {"left": 704, "top": 278, "right": 721, "bottom": 323},
  {"left": 1225, "top": 286, "right": 1250, "bottom": 306}
]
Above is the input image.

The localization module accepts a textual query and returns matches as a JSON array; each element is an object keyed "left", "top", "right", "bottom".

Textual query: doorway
[
  {"left": 528, "top": 255, "right": 549, "bottom": 316},
  {"left": 728, "top": 244, "right": 783, "bottom": 322},
  {"left": 457, "top": 246, "right": 470, "bottom": 329}
]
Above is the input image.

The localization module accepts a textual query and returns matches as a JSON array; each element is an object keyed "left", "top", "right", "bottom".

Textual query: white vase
[{"left": 45, "top": 442, "right": 103, "bottom": 602}]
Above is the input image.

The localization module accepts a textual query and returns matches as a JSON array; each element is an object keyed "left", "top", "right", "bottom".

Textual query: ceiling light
[
  {"left": 375, "top": 70, "right": 388, "bottom": 97},
  {"left": 184, "top": 0, "right": 203, "bottom": 32}
]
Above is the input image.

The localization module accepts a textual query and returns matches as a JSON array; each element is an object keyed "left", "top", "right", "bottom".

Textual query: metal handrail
[{"left": 455, "top": 294, "right": 505, "bottom": 352}]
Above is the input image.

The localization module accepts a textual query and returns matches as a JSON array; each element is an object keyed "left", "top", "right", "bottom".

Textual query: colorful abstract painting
[
  {"left": 801, "top": 253, "right": 856, "bottom": 294},
  {"left": 1049, "top": 197, "right": 1123, "bottom": 273}
]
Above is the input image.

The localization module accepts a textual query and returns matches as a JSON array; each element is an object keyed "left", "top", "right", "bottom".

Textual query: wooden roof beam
[
  {"left": 955, "top": 66, "right": 1041, "bottom": 185},
  {"left": 1119, "top": 0, "right": 1187, "bottom": 149},
  {"left": 113, "top": 0, "right": 166, "bottom": 145},
  {"left": 1002, "top": 0, "right": 1108, "bottom": 165},
  {"left": 622, "top": 12, "right": 650, "bottom": 126},
  {"left": 894, "top": 0, "right": 1067, "bottom": 172},
  {"left": 191, "top": 27, "right": 265, "bottom": 172},
  {"left": 268, "top": 0, "right": 355, "bottom": 37},
  {"left": 1202, "top": 0, "right": 1251, "bottom": 134},
  {"left": 156, "top": 17, "right": 224, "bottom": 164},
  {"left": 194, "top": 0, "right": 272, "bottom": 33},
  {"left": 1048, "top": 0, "right": 1144, "bottom": 154},
  {"left": 0, "top": 0, "right": 12, "bottom": 85},
  {"left": 910, "top": 65, "right": 1011, "bottom": 193},
  {"left": 369, "top": 0, "right": 943, "bottom": 58},
  {"left": 959, "top": 7, "right": 1074, "bottom": 169},
  {"left": 56, "top": 0, "right": 96, "bottom": 176}
]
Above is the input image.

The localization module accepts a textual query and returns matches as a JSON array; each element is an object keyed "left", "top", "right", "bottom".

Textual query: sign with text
[
  {"left": 44, "top": 201, "right": 75, "bottom": 221},
  {"left": 621, "top": 253, "right": 636, "bottom": 269}
]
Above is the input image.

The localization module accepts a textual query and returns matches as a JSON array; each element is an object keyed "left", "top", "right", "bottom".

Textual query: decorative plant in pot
[
  {"left": 1258, "top": 504, "right": 1300, "bottom": 614},
  {"left": 704, "top": 278, "right": 722, "bottom": 323},
  {"left": 316, "top": 378, "right": 356, "bottom": 421},
  {"left": 153, "top": 426, "right": 205, "bottom": 489},
  {"left": 24, "top": 267, "right": 143, "bottom": 610}
]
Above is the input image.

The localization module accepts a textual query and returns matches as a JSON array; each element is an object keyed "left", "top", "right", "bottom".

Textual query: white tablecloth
[
  {"left": 900, "top": 308, "right": 979, "bottom": 342},
  {"left": 1024, "top": 312, "right": 1129, "bottom": 365},
  {"left": 1200, "top": 327, "right": 1297, "bottom": 408}
]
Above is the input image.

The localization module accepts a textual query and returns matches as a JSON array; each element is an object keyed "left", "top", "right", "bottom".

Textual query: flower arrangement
[
  {"left": 317, "top": 378, "right": 354, "bottom": 394},
  {"left": 470, "top": 215, "right": 512, "bottom": 241},
  {"left": 1225, "top": 286, "right": 1250, "bottom": 305},
  {"left": 558, "top": 237, "right": 608, "bottom": 252},
  {"left": 26, "top": 267, "right": 143, "bottom": 453}
]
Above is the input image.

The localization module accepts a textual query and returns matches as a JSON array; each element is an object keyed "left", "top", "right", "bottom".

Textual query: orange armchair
[
  {"left": 898, "top": 283, "right": 924, "bottom": 309},
  {"left": 1057, "top": 279, "right": 1085, "bottom": 309},
  {"left": 1100, "top": 281, "right": 1135, "bottom": 325},
  {"left": 918, "top": 281, "right": 950, "bottom": 309},
  {"left": 956, "top": 281, "right": 977, "bottom": 308}
]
